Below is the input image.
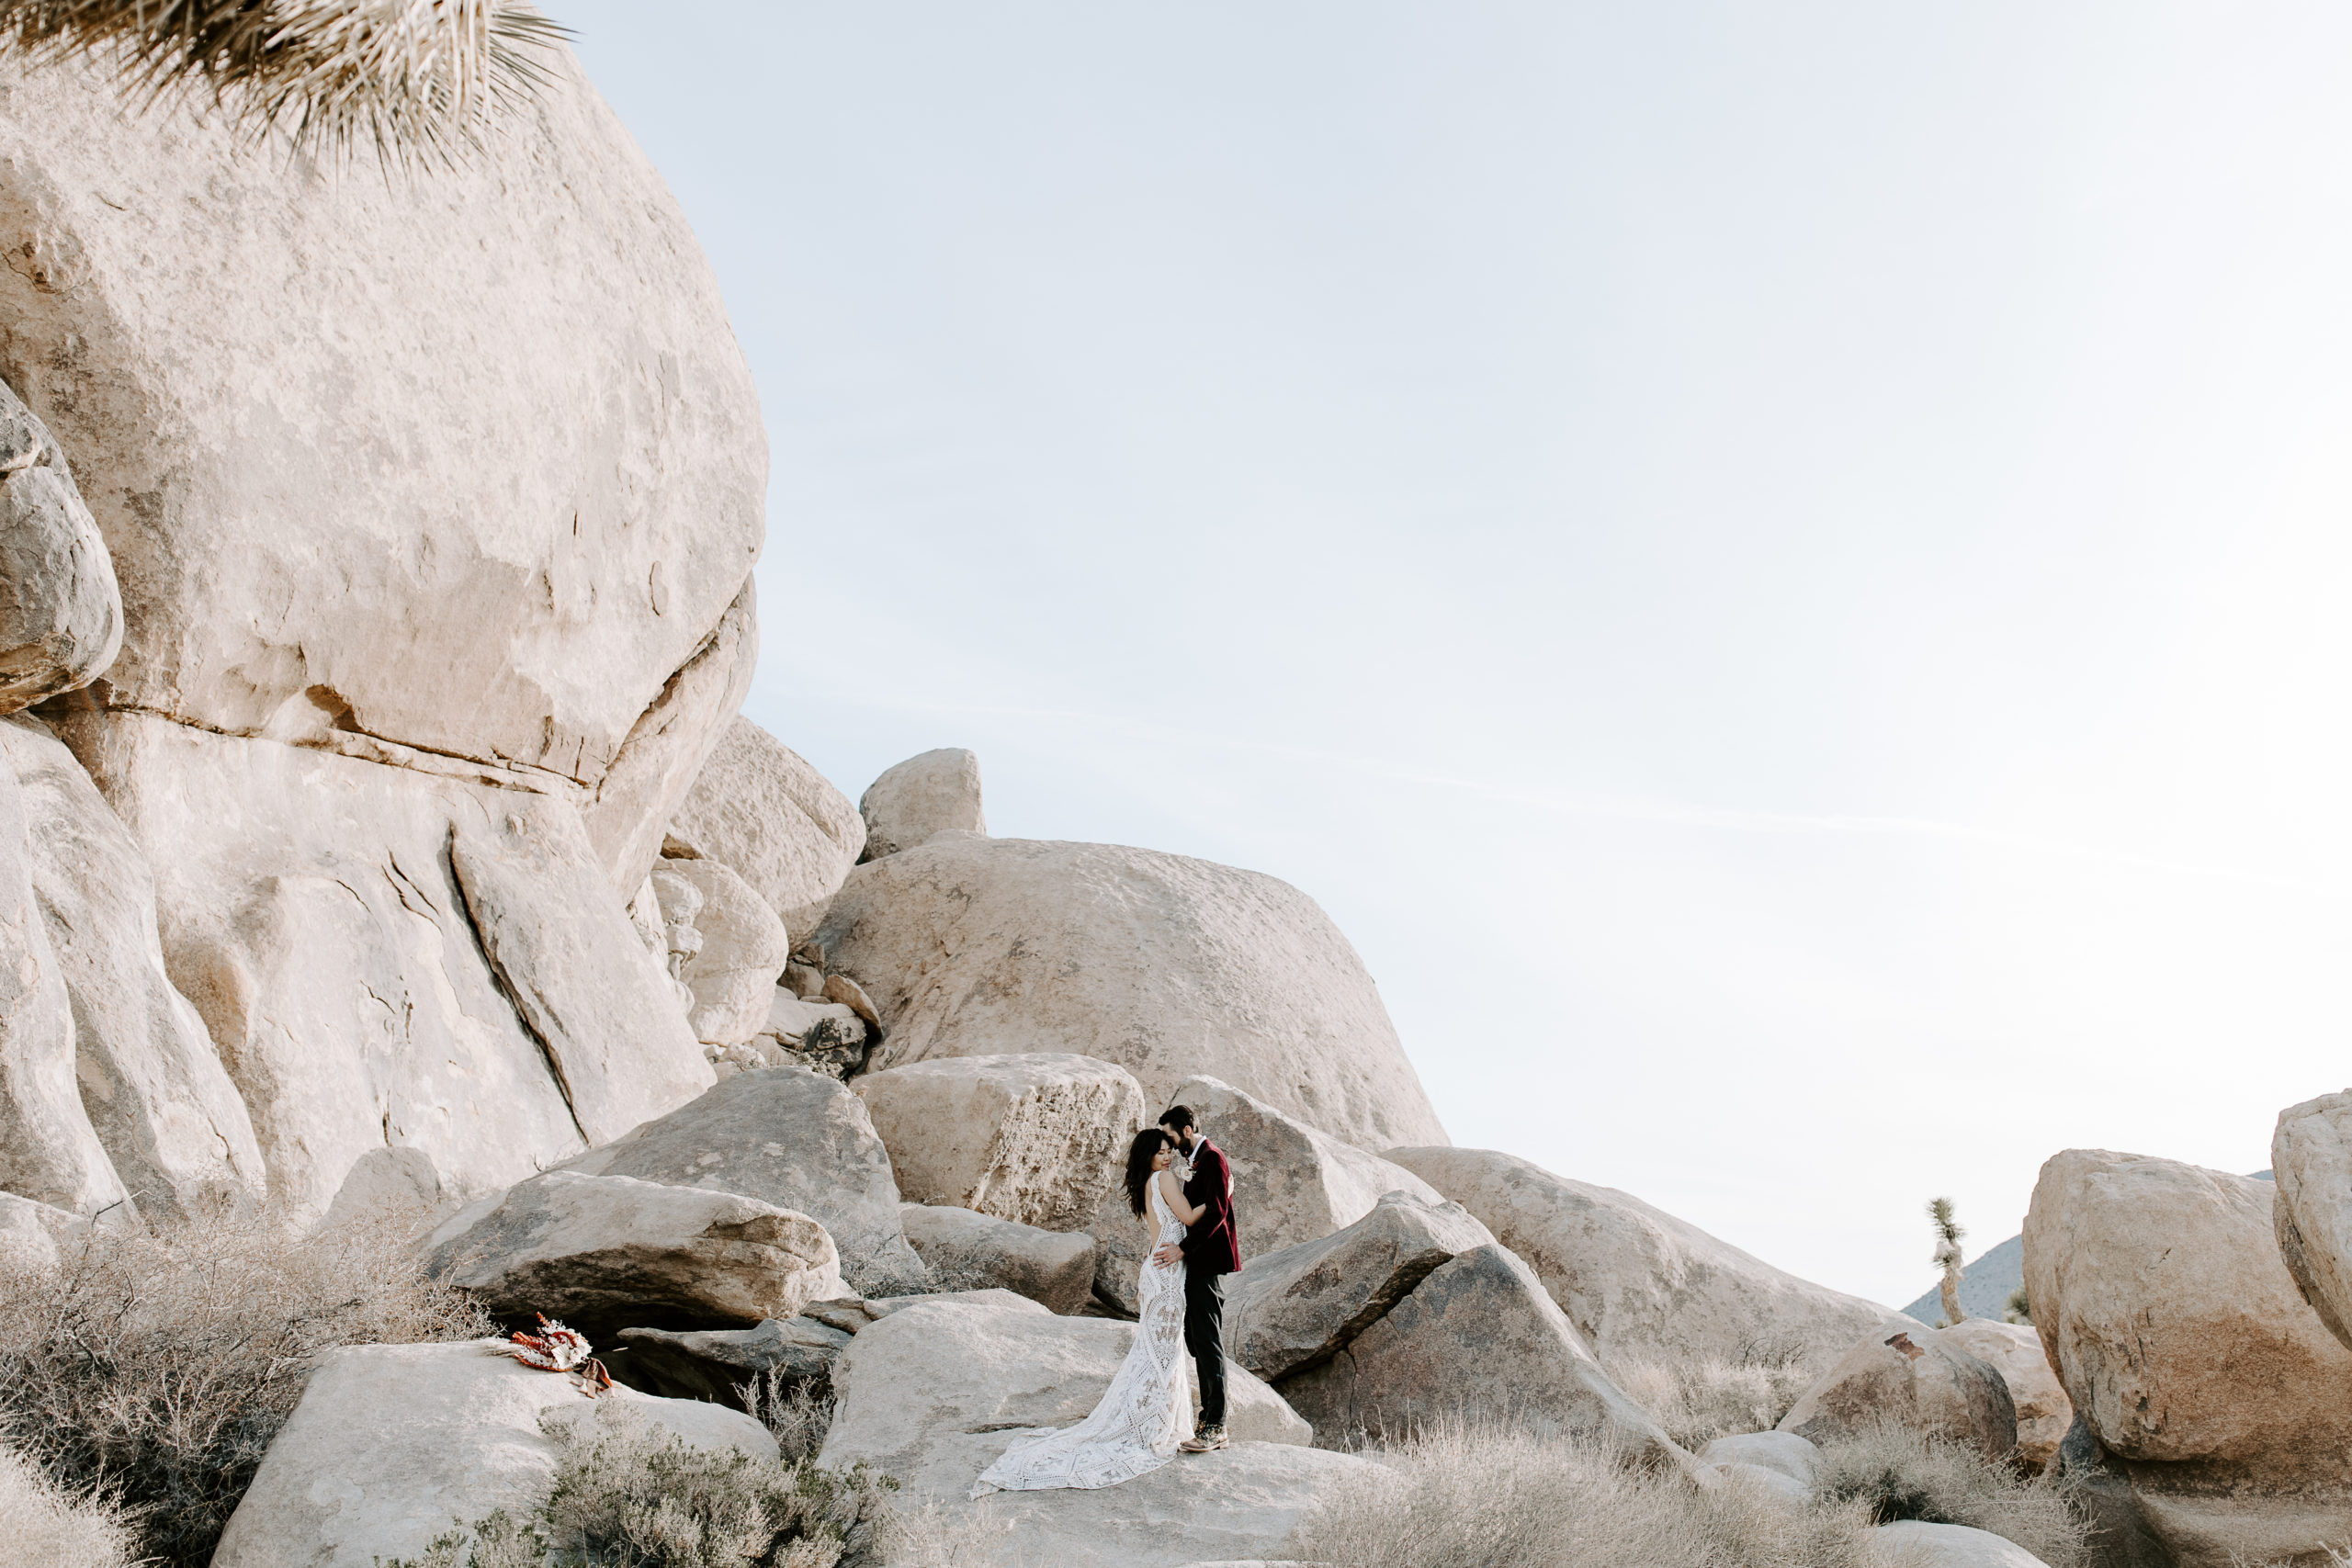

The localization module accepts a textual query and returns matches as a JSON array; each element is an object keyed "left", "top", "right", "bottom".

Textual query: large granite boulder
[
  {"left": 0, "top": 377, "right": 118, "bottom": 714},
  {"left": 559, "top": 1065, "right": 929, "bottom": 1295},
  {"left": 2273, "top": 1089, "right": 2352, "bottom": 1352},
  {"left": 900, "top": 1203, "right": 1099, "bottom": 1314},
  {"left": 1223, "top": 1190, "right": 1494, "bottom": 1382},
  {"left": 210, "top": 1341, "right": 774, "bottom": 1568},
  {"left": 1386, "top": 1145, "right": 1897, "bottom": 1370},
  {"left": 423, "top": 1169, "right": 842, "bottom": 1340},
  {"left": 46, "top": 707, "right": 714, "bottom": 1223},
  {"left": 653, "top": 857, "right": 791, "bottom": 1047},
  {"left": 665, "top": 716, "right": 865, "bottom": 931},
  {"left": 1939, "top": 1317, "right": 2072, "bottom": 1473},
  {"left": 2025, "top": 1148, "right": 2352, "bottom": 1568},
  {"left": 0, "top": 716, "right": 262, "bottom": 1220},
  {"left": 1776, "top": 1324, "right": 2017, "bottom": 1461},
  {"left": 855, "top": 1053, "right": 1144, "bottom": 1230},
  {"left": 1274, "top": 1242, "right": 1691, "bottom": 1471},
  {"left": 821, "top": 1298, "right": 1364, "bottom": 1568},
  {"left": 808, "top": 836, "right": 1448, "bottom": 1151},
  {"left": 0, "top": 729, "right": 123, "bottom": 1220},
  {"left": 0, "top": 46, "right": 764, "bottom": 897},
  {"left": 857, "top": 747, "right": 986, "bottom": 862}
]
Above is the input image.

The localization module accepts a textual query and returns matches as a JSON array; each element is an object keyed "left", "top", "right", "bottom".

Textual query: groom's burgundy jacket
[{"left": 1180, "top": 1137, "right": 1240, "bottom": 1276}]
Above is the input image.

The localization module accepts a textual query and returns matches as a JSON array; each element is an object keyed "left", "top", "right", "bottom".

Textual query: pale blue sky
[{"left": 557, "top": 3, "right": 2352, "bottom": 1306}]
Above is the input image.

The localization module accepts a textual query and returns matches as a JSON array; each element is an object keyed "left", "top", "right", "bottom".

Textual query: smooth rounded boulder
[
  {"left": 0, "top": 377, "right": 119, "bottom": 714},
  {"left": 857, "top": 747, "right": 987, "bottom": 861},
  {"left": 1388, "top": 1145, "right": 1898, "bottom": 1371},
  {"left": 900, "top": 1203, "right": 1100, "bottom": 1315},
  {"left": 2023, "top": 1148, "right": 2352, "bottom": 1480},
  {"left": 1776, "top": 1324, "right": 2017, "bottom": 1461},
  {"left": 559, "top": 1066, "right": 930, "bottom": 1296},
  {"left": 1939, "top": 1317, "right": 2073, "bottom": 1472},
  {"left": 210, "top": 1341, "right": 775, "bottom": 1568},
  {"left": 654, "top": 857, "right": 792, "bottom": 1047},
  {"left": 2272, "top": 1089, "right": 2352, "bottom": 1353},
  {"left": 808, "top": 835, "right": 1449, "bottom": 1152},
  {"left": 423, "top": 1169, "right": 842, "bottom": 1339},
  {"left": 856, "top": 1052, "right": 1144, "bottom": 1230},
  {"left": 665, "top": 716, "right": 865, "bottom": 931}
]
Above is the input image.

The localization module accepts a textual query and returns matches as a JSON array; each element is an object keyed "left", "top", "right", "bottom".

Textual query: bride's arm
[{"left": 1157, "top": 1170, "right": 1205, "bottom": 1224}]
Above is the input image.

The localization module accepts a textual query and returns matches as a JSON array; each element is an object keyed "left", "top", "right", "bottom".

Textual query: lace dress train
[{"left": 969, "top": 1175, "right": 1194, "bottom": 1495}]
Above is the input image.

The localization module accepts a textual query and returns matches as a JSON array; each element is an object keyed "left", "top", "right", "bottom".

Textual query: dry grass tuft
[
  {"left": 741, "top": 1365, "right": 838, "bottom": 1468},
  {"left": 0, "top": 0, "right": 568, "bottom": 167},
  {"left": 383, "top": 1403, "right": 899, "bottom": 1568},
  {"left": 1283, "top": 1416, "right": 1888, "bottom": 1568},
  {"left": 1811, "top": 1419, "right": 2090, "bottom": 1568},
  {"left": 1613, "top": 1345, "right": 1821, "bottom": 1449},
  {"left": 0, "top": 1203, "right": 493, "bottom": 1568},
  {"left": 0, "top": 1442, "right": 138, "bottom": 1568}
]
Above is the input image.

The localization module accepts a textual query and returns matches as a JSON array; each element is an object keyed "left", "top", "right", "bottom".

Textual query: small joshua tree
[{"left": 1928, "top": 1197, "right": 1967, "bottom": 1326}]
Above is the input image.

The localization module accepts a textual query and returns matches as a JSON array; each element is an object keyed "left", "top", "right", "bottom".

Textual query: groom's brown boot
[{"left": 1181, "top": 1426, "right": 1228, "bottom": 1453}]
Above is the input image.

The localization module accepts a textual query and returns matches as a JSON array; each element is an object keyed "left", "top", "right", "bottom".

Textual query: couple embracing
[{"left": 971, "top": 1104, "right": 1238, "bottom": 1495}]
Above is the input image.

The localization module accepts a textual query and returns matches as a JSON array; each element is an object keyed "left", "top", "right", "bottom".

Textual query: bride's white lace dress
[{"left": 969, "top": 1170, "right": 1193, "bottom": 1495}]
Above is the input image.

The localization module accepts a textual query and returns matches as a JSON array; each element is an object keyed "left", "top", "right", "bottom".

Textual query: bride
[{"left": 970, "top": 1126, "right": 1206, "bottom": 1495}]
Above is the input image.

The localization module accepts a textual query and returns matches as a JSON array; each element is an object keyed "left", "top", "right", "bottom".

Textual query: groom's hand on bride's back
[{"left": 1150, "top": 1243, "right": 1182, "bottom": 1267}]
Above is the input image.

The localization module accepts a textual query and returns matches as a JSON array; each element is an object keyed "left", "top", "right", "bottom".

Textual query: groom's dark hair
[{"left": 1159, "top": 1104, "right": 1196, "bottom": 1134}]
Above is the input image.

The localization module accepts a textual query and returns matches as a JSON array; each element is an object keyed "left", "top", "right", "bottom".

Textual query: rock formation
[
  {"left": 2025, "top": 1148, "right": 2352, "bottom": 1567},
  {"left": 899, "top": 1203, "right": 1100, "bottom": 1314},
  {"left": 665, "top": 716, "right": 865, "bottom": 931},
  {"left": 1776, "top": 1324, "right": 2016, "bottom": 1461},
  {"left": 808, "top": 835, "right": 1449, "bottom": 1150},
  {"left": 0, "top": 378, "right": 118, "bottom": 715},
  {"left": 1387, "top": 1144, "right": 1898, "bottom": 1370},
  {"left": 857, "top": 747, "right": 987, "bottom": 862},
  {"left": 856, "top": 1052, "right": 1145, "bottom": 1230},
  {"left": 1939, "top": 1317, "right": 2073, "bottom": 1472},
  {"left": 2272, "top": 1089, "right": 2352, "bottom": 1353},
  {"left": 652, "top": 856, "right": 792, "bottom": 1046}
]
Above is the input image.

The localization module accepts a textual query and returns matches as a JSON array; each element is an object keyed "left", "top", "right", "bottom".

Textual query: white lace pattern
[{"left": 969, "top": 1168, "right": 1193, "bottom": 1495}]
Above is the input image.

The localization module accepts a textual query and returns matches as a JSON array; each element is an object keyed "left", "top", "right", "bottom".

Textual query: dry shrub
[
  {"left": 0, "top": 1441, "right": 138, "bottom": 1568},
  {"left": 1613, "top": 1344, "right": 1820, "bottom": 1449},
  {"left": 0, "top": 1204, "right": 492, "bottom": 1568},
  {"left": 383, "top": 1404, "right": 899, "bottom": 1568},
  {"left": 741, "top": 1367, "right": 838, "bottom": 1468},
  {"left": 1283, "top": 1416, "right": 1887, "bottom": 1568},
  {"left": 1811, "top": 1419, "right": 2089, "bottom": 1568}
]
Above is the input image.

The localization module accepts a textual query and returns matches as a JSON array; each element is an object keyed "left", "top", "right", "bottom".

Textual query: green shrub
[
  {"left": 0, "top": 1204, "right": 492, "bottom": 1568},
  {"left": 385, "top": 1404, "right": 898, "bottom": 1568},
  {"left": 1810, "top": 1419, "right": 2088, "bottom": 1568}
]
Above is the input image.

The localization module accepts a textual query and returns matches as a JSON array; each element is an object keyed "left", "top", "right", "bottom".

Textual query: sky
[{"left": 553, "top": 2, "right": 2352, "bottom": 1307}]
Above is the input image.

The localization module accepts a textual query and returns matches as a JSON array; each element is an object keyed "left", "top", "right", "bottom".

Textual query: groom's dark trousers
[{"left": 1179, "top": 1135, "right": 1241, "bottom": 1429}]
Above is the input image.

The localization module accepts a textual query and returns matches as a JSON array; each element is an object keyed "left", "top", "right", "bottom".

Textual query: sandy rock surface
[
  {"left": 857, "top": 747, "right": 987, "bottom": 861},
  {"left": 210, "top": 1340, "right": 774, "bottom": 1568},
  {"left": 560, "top": 1066, "right": 930, "bottom": 1295},
  {"left": 666, "top": 716, "right": 865, "bottom": 931},
  {"left": 2273, "top": 1089, "right": 2352, "bottom": 1353},
  {"left": 1938, "top": 1318, "right": 2072, "bottom": 1472},
  {"left": 1276, "top": 1241, "right": 1690, "bottom": 1469},
  {"left": 0, "top": 716, "right": 263, "bottom": 1220},
  {"left": 1224, "top": 1190, "right": 1494, "bottom": 1382},
  {"left": 901, "top": 1203, "right": 1100, "bottom": 1314},
  {"left": 424, "top": 1169, "right": 842, "bottom": 1339},
  {"left": 0, "top": 47, "right": 764, "bottom": 898},
  {"left": 809, "top": 835, "right": 1448, "bottom": 1151},
  {"left": 822, "top": 1297, "right": 1354, "bottom": 1568},
  {"left": 0, "top": 378, "right": 118, "bottom": 715},
  {"left": 655, "top": 857, "right": 791, "bottom": 1046},
  {"left": 857, "top": 1052, "right": 1144, "bottom": 1230},
  {"left": 2023, "top": 1147, "right": 2352, "bottom": 1479},
  {"left": 1387, "top": 1145, "right": 1898, "bottom": 1370},
  {"left": 1778, "top": 1323, "right": 2016, "bottom": 1461}
]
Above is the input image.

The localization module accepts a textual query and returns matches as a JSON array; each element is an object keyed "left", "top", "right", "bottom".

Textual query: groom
[{"left": 1150, "top": 1102, "right": 1238, "bottom": 1453}]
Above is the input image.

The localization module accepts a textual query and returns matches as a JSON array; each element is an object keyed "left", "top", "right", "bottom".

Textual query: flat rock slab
[
  {"left": 560, "top": 1065, "right": 929, "bottom": 1295},
  {"left": 1387, "top": 1144, "right": 1899, "bottom": 1370},
  {"left": 424, "top": 1168, "right": 842, "bottom": 1340},
  {"left": 211, "top": 1340, "right": 774, "bottom": 1568},
  {"left": 858, "top": 1053, "right": 1144, "bottom": 1230},
  {"left": 808, "top": 835, "right": 1448, "bottom": 1153},
  {"left": 1224, "top": 1190, "right": 1494, "bottom": 1382},
  {"left": 901, "top": 1203, "right": 1100, "bottom": 1315}
]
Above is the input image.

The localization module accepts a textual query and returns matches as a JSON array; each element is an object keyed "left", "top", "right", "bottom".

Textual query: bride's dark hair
[{"left": 1125, "top": 1127, "right": 1172, "bottom": 1217}]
